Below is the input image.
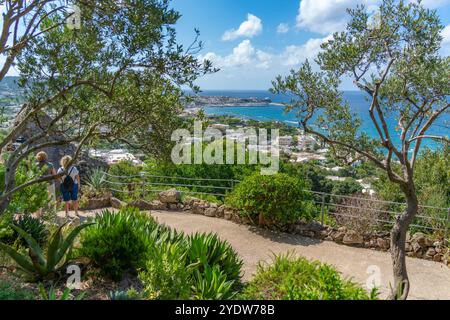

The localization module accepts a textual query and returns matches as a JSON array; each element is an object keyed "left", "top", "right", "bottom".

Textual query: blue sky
[
  {"left": 172, "top": 0, "right": 450, "bottom": 90},
  {"left": 2, "top": 0, "right": 450, "bottom": 91}
]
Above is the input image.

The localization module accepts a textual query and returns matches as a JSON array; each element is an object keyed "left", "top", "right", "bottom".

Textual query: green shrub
[
  {"left": 0, "top": 281, "right": 34, "bottom": 300},
  {"left": 140, "top": 241, "right": 191, "bottom": 300},
  {"left": 239, "top": 254, "right": 377, "bottom": 300},
  {"left": 191, "top": 265, "right": 237, "bottom": 300},
  {"left": 139, "top": 232, "right": 243, "bottom": 300},
  {"left": 0, "top": 159, "right": 49, "bottom": 215},
  {"left": 107, "top": 161, "right": 143, "bottom": 201},
  {"left": 226, "top": 173, "right": 316, "bottom": 226},
  {"left": 186, "top": 233, "right": 242, "bottom": 287},
  {"left": 13, "top": 215, "right": 49, "bottom": 247},
  {"left": 79, "top": 208, "right": 157, "bottom": 281},
  {"left": 38, "top": 284, "right": 85, "bottom": 300}
]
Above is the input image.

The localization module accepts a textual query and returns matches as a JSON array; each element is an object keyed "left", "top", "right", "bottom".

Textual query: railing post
[
  {"left": 140, "top": 172, "right": 146, "bottom": 199},
  {"left": 445, "top": 208, "right": 450, "bottom": 245},
  {"left": 320, "top": 194, "right": 326, "bottom": 226}
]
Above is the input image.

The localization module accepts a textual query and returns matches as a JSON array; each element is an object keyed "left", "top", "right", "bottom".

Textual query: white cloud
[
  {"left": 443, "top": 24, "right": 450, "bottom": 44},
  {"left": 277, "top": 23, "right": 289, "bottom": 34},
  {"left": 297, "top": 0, "right": 450, "bottom": 35},
  {"left": 441, "top": 24, "right": 450, "bottom": 55},
  {"left": 256, "top": 50, "right": 273, "bottom": 69},
  {"left": 222, "top": 14, "right": 263, "bottom": 41},
  {"left": 199, "top": 40, "right": 272, "bottom": 69},
  {"left": 281, "top": 35, "right": 333, "bottom": 66},
  {"left": 296, "top": 0, "right": 379, "bottom": 35}
]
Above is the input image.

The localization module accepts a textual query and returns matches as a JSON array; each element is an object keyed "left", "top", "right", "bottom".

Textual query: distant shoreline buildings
[{"left": 89, "top": 149, "right": 143, "bottom": 166}]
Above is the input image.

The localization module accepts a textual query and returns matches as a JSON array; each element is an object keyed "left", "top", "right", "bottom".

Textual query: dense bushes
[
  {"left": 0, "top": 159, "right": 49, "bottom": 215},
  {"left": 79, "top": 208, "right": 243, "bottom": 299},
  {"left": 239, "top": 254, "right": 376, "bottom": 300},
  {"left": 79, "top": 208, "right": 158, "bottom": 281},
  {"left": 139, "top": 232, "right": 243, "bottom": 300},
  {"left": 226, "top": 173, "right": 316, "bottom": 226}
]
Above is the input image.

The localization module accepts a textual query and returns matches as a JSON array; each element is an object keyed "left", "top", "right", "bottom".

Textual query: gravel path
[{"left": 149, "top": 210, "right": 450, "bottom": 300}]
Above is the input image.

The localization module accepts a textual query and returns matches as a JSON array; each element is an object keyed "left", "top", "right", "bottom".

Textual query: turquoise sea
[{"left": 202, "top": 90, "right": 449, "bottom": 151}]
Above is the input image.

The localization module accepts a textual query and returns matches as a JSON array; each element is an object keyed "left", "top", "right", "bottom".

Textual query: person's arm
[{"left": 51, "top": 167, "right": 57, "bottom": 179}]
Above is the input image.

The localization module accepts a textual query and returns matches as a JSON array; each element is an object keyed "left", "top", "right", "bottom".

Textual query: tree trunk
[
  {"left": 0, "top": 159, "right": 17, "bottom": 217},
  {"left": 389, "top": 189, "right": 418, "bottom": 300},
  {"left": 0, "top": 196, "right": 10, "bottom": 216}
]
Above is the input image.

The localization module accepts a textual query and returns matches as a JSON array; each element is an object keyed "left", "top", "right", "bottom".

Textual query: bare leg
[
  {"left": 74, "top": 200, "right": 79, "bottom": 216},
  {"left": 65, "top": 202, "right": 70, "bottom": 218}
]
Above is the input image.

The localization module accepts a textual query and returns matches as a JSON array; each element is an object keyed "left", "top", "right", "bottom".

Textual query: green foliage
[
  {"left": 85, "top": 168, "right": 108, "bottom": 197},
  {"left": 0, "top": 281, "right": 34, "bottom": 300},
  {"left": 109, "top": 161, "right": 142, "bottom": 179},
  {"left": 144, "top": 157, "right": 257, "bottom": 196},
  {"left": 140, "top": 241, "right": 191, "bottom": 300},
  {"left": 239, "top": 254, "right": 376, "bottom": 300},
  {"left": 0, "top": 160, "right": 49, "bottom": 215},
  {"left": 108, "top": 289, "right": 140, "bottom": 300},
  {"left": 374, "top": 147, "right": 450, "bottom": 233},
  {"left": 139, "top": 231, "right": 243, "bottom": 300},
  {"left": 107, "top": 161, "right": 143, "bottom": 201},
  {"left": 0, "top": 223, "right": 92, "bottom": 281},
  {"left": 12, "top": 215, "right": 49, "bottom": 247},
  {"left": 186, "top": 233, "right": 242, "bottom": 287},
  {"left": 226, "top": 173, "right": 316, "bottom": 226},
  {"left": 79, "top": 208, "right": 159, "bottom": 281},
  {"left": 38, "top": 284, "right": 85, "bottom": 300},
  {"left": 331, "top": 179, "right": 363, "bottom": 196},
  {"left": 191, "top": 265, "right": 237, "bottom": 300},
  {"left": 375, "top": 147, "right": 449, "bottom": 207},
  {"left": 1, "top": 0, "right": 214, "bottom": 216}
]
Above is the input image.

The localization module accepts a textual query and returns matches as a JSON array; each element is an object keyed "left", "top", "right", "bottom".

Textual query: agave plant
[
  {"left": 13, "top": 215, "right": 49, "bottom": 247},
  {"left": 191, "top": 265, "right": 237, "bottom": 300},
  {"left": 85, "top": 169, "right": 107, "bottom": 196},
  {"left": 0, "top": 223, "right": 94, "bottom": 280},
  {"left": 186, "top": 233, "right": 243, "bottom": 285}
]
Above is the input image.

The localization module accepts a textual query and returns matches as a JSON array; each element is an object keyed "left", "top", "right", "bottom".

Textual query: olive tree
[
  {"left": 0, "top": 1, "right": 76, "bottom": 81},
  {"left": 0, "top": 0, "right": 214, "bottom": 215},
  {"left": 271, "top": 0, "right": 449, "bottom": 299}
]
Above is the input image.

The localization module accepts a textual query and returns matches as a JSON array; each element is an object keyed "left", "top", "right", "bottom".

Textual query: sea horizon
[{"left": 198, "top": 90, "right": 449, "bottom": 151}]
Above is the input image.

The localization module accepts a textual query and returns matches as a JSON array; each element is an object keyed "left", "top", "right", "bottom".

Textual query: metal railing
[
  {"left": 100, "top": 171, "right": 450, "bottom": 237},
  {"left": 103, "top": 171, "right": 239, "bottom": 198}
]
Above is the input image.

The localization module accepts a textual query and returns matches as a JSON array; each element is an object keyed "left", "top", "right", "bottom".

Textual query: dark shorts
[{"left": 60, "top": 183, "right": 79, "bottom": 202}]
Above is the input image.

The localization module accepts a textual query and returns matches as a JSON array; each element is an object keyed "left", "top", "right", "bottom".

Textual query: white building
[
  {"left": 277, "top": 135, "right": 294, "bottom": 147},
  {"left": 298, "top": 135, "right": 319, "bottom": 151},
  {"left": 89, "top": 149, "right": 143, "bottom": 166}
]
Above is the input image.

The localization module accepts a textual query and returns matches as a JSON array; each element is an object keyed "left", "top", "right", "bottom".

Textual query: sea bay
[{"left": 202, "top": 90, "right": 449, "bottom": 151}]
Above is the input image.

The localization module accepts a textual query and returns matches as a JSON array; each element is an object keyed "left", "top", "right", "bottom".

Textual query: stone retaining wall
[{"left": 99, "top": 189, "right": 450, "bottom": 267}]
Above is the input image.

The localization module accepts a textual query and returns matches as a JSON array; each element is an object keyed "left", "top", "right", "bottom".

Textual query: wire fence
[{"left": 100, "top": 171, "right": 450, "bottom": 237}]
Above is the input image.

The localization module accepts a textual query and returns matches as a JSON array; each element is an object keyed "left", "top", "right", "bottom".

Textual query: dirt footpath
[{"left": 150, "top": 210, "right": 450, "bottom": 300}]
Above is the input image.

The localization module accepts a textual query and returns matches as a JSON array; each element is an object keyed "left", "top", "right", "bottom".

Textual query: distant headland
[{"left": 183, "top": 95, "right": 272, "bottom": 109}]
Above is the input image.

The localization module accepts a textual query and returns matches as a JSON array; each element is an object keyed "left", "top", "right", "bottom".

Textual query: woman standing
[
  {"left": 35, "top": 151, "right": 57, "bottom": 217},
  {"left": 58, "top": 156, "right": 81, "bottom": 218}
]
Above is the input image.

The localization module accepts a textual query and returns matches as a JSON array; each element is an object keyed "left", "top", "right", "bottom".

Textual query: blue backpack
[{"left": 62, "top": 167, "right": 75, "bottom": 191}]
